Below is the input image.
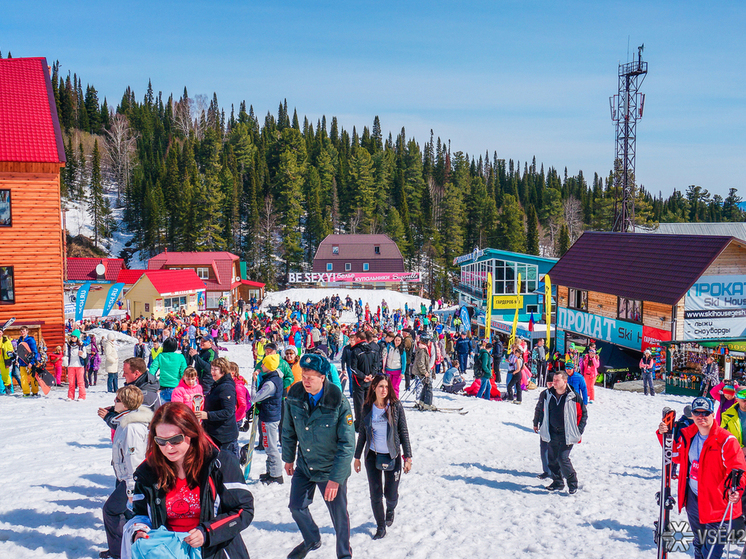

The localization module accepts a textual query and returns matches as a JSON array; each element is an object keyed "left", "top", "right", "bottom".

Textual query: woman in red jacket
[{"left": 658, "top": 396, "right": 746, "bottom": 559}]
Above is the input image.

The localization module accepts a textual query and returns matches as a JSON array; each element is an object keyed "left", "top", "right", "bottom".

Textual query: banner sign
[
  {"left": 453, "top": 248, "right": 485, "bottom": 266},
  {"left": 102, "top": 282, "right": 125, "bottom": 318},
  {"left": 509, "top": 273, "right": 521, "bottom": 349},
  {"left": 557, "top": 307, "right": 643, "bottom": 351},
  {"left": 641, "top": 325, "right": 672, "bottom": 351},
  {"left": 484, "top": 272, "right": 492, "bottom": 340},
  {"left": 545, "top": 274, "right": 552, "bottom": 348},
  {"left": 684, "top": 275, "right": 746, "bottom": 340},
  {"left": 75, "top": 282, "right": 92, "bottom": 322},
  {"left": 288, "top": 271, "right": 421, "bottom": 283},
  {"left": 492, "top": 295, "right": 523, "bottom": 309},
  {"left": 459, "top": 306, "right": 470, "bottom": 334}
]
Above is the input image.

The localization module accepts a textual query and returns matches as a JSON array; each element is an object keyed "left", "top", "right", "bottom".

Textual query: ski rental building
[
  {"left": 0, "top": 57, "right": 67, "bottom": 354},
  {"left": 548, "top": 231, "right": 746, "bottom": 392}
]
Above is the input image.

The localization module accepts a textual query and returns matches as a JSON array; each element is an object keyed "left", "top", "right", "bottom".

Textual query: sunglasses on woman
[{"left": 154, "top": 434, "right": 185, "bottom": 446}]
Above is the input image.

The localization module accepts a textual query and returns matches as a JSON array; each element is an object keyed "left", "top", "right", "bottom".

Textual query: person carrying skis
[
  {"left": 658, "top": 396, "right": 746, "bottom": 559},
  {"left": 413, "top": 335, "right": 434, "bottom": 411},
  {"left": 17, "top": 326, "right": 41, "bottom": 396}
]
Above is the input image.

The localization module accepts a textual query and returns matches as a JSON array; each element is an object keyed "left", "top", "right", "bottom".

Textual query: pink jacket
[
  {"left": 171, "top": 379, "right": 204, "bottom": 411},
  {"left": 234, "top": 376, "right": 249, "bottom": 422},
  {"left": 582, "top": 354, "right": 600, "bottom": 377}
]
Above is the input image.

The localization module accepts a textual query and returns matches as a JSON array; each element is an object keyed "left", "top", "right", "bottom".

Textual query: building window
[
  {"left": 568, "top": 288, "right": 588, "bottom": 311},
  {"left": 490, "top": 260, "right": 538, "bottom": 295},
  {"left": 0, "top": 190, "right": 11, "bottom": 227},
  {"left": 326, "top": 263, "right": 333, "bottom": 272},
  {"left": 526, "top": 304, "right": 540, "bottom": 314},
  {"left": 345, "top": 263, "right": 351, "bottom": 271},
  {"left": 618, "top": 296, "right": 642, "bottom": 323},
  {"left": 332, "top": 245, "right": 339, "bottom": 255},
  {"left": 197, "top": 267, "right": 209, "bottom": 280},
  {"left": 0, "top": 266, "right": 14, "bottom": 303},
  {"left": 374, "top": 246, "right": 380, "bottom": 255},
  {"left": 363, "top": 263, "right": 369, "bottom": 271}
]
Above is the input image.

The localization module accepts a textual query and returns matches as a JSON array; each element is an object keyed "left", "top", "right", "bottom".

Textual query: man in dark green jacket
[
  {"left": 476, "top": 342, "right": 493, "bottom": 400},
  {"left": 283, "top": 352, "right": 354, "bottom": 559}
]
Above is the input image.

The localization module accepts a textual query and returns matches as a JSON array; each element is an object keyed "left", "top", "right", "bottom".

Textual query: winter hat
[
  {"left": 265, "top": 342, "right": 278, "bottom": 352},
  {"left": 71, "top": 329, "right": 81, "bottom": 339},
  {"left": 299, "top": 353, "right": 330, "bottom": 376},
  {"left": 285, "top": 345, "right": 298, "bottom": 355},
  {"left": 691, "top": 397, "right": 715, "bottom": 414},
  {"left": 736, "top": 389, "right": 746, "bottom": 400},
  {"left": 263, "top": 354, "right": 280, "bottom": 372},
  {"left": 723, "top": 384, "right": 736, "bottom": 397}
]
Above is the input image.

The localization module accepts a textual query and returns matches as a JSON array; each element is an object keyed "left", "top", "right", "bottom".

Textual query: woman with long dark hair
[
  {"left": 353, "top": 374, "right": 413, "bottom": 540},
  {"left": 194, "top": 357, "right": 239, "bottom": 457},
  {"left": 123, "top": 402, "right": 254, "bottom": 559}
]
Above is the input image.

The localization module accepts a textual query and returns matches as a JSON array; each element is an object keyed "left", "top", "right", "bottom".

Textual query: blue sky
[{"left": 4, "top": 1, "right": 745, "bottom": 198}]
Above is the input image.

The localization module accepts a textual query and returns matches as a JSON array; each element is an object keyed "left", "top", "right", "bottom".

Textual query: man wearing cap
[
  {"left": 189, "top": 335, "right": 218, "bottom": 394},
  {"left": 283, "top": 352, "right": 355, "bottom": 559},
  {"left": 17, "top": 326, "right": 41, "bottom": 396},
  {"left": 658, "top": 397, "right": 746, "bottom": 559}
]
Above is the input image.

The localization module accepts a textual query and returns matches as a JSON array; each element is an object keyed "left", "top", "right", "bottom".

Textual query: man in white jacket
[{"left": 101, "top": 385, "right": 152, "bottom": 559}]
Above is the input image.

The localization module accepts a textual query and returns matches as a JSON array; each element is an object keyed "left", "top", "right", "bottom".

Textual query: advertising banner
[
  {"left": 485, "top": 272, "right": 492, "bottom": 340},
  {"left": 491, "top": 295, "right": 523, "bottom": 309},
  {"left": 641, "top": 324, "right": 672, "bottom": 351},
  {"left": 75, "top": 282, "right": 92, "bottom": 322},
  {"left": 684, "top": 275, "right": 746, "bottom": 340},
  {"left": 288, "top": 271, "right": 421, "bottom": 283},
  {"left": 102, "top": 283, "right": 125, "bottom": 317},
  {"left": 459, "top": 306, "right": 470, "bottom": 334},
  {"left": 508, "top": 273, "right": 521, "bottom": 349},
  {"left": 544, "top": 274, "right": 552, "bottom": 348},
  {"left": 557, "top": 307, "right": 643, "bottom": 351}
]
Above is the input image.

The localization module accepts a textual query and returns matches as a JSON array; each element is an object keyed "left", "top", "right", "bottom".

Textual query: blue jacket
[
  {"left": 455, "top": 338, "right": 471, "bottom": 356},
  {"left": 566, "top": 372, "right": 588, "bottom": 405},
  {"left": 17, "top": 335, "right": 40, "bottom": 366}
]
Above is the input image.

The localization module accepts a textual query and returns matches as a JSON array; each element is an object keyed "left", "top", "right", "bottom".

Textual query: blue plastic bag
[{"left": 131, "top": 526, "right": 202, "bottom": 559}]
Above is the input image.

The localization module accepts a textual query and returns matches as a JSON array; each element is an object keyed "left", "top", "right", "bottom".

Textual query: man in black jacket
[
  {"left": 492, "top": 337, "right": 504, "bottom": 383},
  {"left": 350, "top": 331, "right": 374, "bottom": 432},
  {"left": 367, "top": 330, "right": 383, "bottom": 376},
  {"left": 189, "top": 335, "right": 218, "bottom": 394}
]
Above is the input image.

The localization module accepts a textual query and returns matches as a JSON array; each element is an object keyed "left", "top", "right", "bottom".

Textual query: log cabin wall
[{"left": 0, "top": 162, "right": 65, "bottom": 355}]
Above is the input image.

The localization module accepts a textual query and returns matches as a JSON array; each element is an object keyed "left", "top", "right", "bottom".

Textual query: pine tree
[
  {"left": 497, "top": 194, "right": 526, "bottom": 253},
  {"left": 557, "top": 224, "right": 570, "bottom": 256},
  {"left": 88, "top": 140, "right": 111, "bottom": 247},
  {"left": 348, "top": 146, "right": 375, "bottom": 232},
  {"left": 276, "top": 128, "right": 306, "bottom": 272},
  {"left": 526, "top": 204, "right": 539, "bottom": 255}
]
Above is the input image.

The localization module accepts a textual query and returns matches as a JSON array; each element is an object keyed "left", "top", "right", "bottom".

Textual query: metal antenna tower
[{"left": 610, "top": 44, "right": 647, "bottom": 232}]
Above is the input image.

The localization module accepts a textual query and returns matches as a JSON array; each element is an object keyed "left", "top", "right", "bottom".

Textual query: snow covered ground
[{"left": 0, "top": 339, "right": 701, "bottom": 559}]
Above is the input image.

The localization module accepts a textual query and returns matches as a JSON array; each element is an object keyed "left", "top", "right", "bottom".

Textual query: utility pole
[{"left": 610, "top": 44, "right": 647, "bottom": 232}]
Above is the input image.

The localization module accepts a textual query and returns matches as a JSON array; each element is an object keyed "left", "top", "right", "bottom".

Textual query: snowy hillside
[{"left": 0, "top": 339, "right": 699, "bottom": 559}]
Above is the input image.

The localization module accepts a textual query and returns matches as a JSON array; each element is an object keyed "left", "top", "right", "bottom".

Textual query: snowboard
[
  {"left": 654, "top": 407, "right": 677, "bottom": 559},
  {"left": 0, "top": 317, "right": 15, "bottom": 332},
  {"left": 34, "top": 365, "right": 54, "bottom": 395},
  {"left": 240, "top": 407, "right": 259, "bottom": 482},
  {"left": 16, "top": 341, "right": 33, "bottom": 366}
]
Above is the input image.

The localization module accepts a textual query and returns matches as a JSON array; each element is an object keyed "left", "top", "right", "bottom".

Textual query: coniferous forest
[{"left": 32, "top": 55, "right": 746, "bottom": 298}]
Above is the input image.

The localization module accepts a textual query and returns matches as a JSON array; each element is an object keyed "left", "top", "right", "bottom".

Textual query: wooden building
[
  {"left": 311, "top": 234, "right": 405, "bottom": 274},
  {"left": 548, "top": 232, "right": 746, "bottom": 385},
  {"left": 148, "top": 251, "right": 240, "bottom": 310},
  {"left": 0, "top": 57, "right": 66, "bottom": 353},
  {"left": 125, "top": 270, "right": 206, "bottom": 319}
]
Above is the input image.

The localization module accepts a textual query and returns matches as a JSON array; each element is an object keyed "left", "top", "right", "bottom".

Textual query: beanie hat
[
  {"left": 736, "top": 389, "right": 746, "bottom": 400},
  {"left": 71, "top": 329, "right": 81, "bottom": 339},
  {"left": 299, "top": 353, "right": 330, "bottom": 376},
  {"left": 263, "top": 354, "right": 280, "bottom": 372},
  {"left": 723, "top": 385, "right": 736, "bottom": 397}
]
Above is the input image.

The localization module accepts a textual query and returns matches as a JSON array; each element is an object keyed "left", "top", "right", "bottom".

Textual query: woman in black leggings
[
  {"left": 353, "top": 375, "right": 413, "bottom": 540},
  {"left": 506, "top": 347, "right": 524, "bottom": 404}
]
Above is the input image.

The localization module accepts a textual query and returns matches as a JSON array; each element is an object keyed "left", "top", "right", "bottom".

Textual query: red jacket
[{"left": 660, "top": 423, "right": 746, "bottom": 523}]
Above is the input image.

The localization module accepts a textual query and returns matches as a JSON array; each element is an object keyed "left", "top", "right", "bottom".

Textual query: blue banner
[
  {"left": 102, "top": 282, "right": 125, "bottom": 317},
  {"left": 459, "top": 306, "right": 470, "bottom": 333},
  {"left": 556, "top": 307, "right": 643, "bottom": 351},
  {"left": 75, "top": 282, "right": 92, "bottom": 322}
]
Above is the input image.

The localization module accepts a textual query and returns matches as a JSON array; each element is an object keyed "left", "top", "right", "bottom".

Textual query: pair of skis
[
  {"left": 655, "top": 407, "right": 677, "bottom": 559},
  {"left": 405, "top": 405, "right": 469, "bottom": 415}
]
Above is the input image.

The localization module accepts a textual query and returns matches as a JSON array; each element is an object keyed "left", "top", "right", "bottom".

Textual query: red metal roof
[
  {"left": 0, "top": 57, "right": 65, "bottom": 163},
  {"left": 548, "top": 232, "right": 738, "bottom": 306},
  {"left": 241, "top": 279, "right": 265, "bottom": 288},
  {"left": 137, "top": 270, "right": 206, "bottom": 296},
  {"left": 148, "top": 251, "right": 240, "bottom": 290},
  {"left": 116, "top": 269, "right": 146, "bottom": 285},
  {"left": 66, "top": 258, "right": 124, "bottom": 282}
]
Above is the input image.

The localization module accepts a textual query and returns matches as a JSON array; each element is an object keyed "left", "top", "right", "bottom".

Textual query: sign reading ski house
[
  {"left": 297, "top": 234, "right": 419, "bottom": 285},
  {"left": 548, "top": 232, "right": 746, "bottom": 359}
]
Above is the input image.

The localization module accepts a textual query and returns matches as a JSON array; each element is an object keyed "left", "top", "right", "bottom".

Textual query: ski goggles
[{"left": 154, "top": 434, "right": 186, "bottom": 447}]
